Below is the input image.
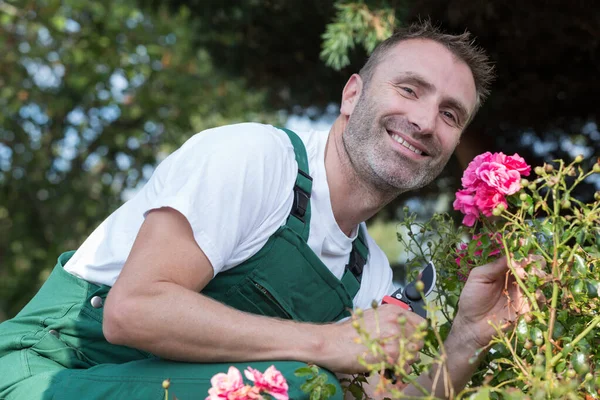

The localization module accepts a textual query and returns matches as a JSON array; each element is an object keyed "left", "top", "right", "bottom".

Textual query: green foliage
[
  {"left": 295, "top": 364, "right": 338, "bottom": 400},
  {"left": 320, "top": 2, "right": 398, "bottom": 70},
  {"left": 0, "top": 0, "right": 279, "bottom": 319},
  {"left": 350, "top": 159, "right": 600, "bottom": 398}
]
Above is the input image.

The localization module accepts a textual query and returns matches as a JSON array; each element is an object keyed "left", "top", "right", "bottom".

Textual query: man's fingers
[
  {"left": 469, "top": 256, "right": 508, "bottom": 281},
  {"left": 379, "top": 304, "right": 425, "bottom": 326}
]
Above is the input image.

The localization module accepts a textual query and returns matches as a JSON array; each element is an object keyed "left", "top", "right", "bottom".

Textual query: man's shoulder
[{"left": 186, "top": 123, "right": 295, "bottom": 155}]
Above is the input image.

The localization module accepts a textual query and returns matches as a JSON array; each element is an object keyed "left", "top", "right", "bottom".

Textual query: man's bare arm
[
  {"left": 104, "top": 208, "right": 327, "bottom": 364},
  {"left": 103, "top": 207, "right": 419, "bottom": 374}
]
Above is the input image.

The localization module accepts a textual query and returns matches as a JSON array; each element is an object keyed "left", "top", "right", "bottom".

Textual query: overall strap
[
  {"left": 341, "top": 225, "right": 369, "bottom": 296},
  {"left": 278, "top": 127, "right": 312, "bottom": 242},
  {"left": 278, "top": 127, "right": 369, "bottom": 299}
]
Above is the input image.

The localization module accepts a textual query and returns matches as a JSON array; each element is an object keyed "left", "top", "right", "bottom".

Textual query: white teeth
[{"left": 391, "top": 134, "right": 423, "bottom": 155}]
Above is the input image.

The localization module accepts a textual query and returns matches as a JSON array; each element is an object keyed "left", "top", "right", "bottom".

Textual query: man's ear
[{"left": 340, "top": 74, "right": 363, "bottom": 117}]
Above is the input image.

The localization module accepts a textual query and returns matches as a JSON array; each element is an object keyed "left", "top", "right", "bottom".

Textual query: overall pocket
[{"left": 230, "top": 275, "right": 297, "bottom": 320}]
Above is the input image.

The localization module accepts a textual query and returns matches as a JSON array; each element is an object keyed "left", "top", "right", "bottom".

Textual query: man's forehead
[{"left": 375, "top": 38, "right": 478, "bottom": 112}]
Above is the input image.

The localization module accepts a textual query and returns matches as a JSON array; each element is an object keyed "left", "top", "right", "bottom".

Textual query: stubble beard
[{"left": 342, "top": 93, "right": 450, "bottom": 195}]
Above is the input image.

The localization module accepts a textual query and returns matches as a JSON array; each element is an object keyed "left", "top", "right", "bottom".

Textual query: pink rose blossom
[
  {"left": 226, "top": 385, "right": 262, "bottom": 400},
  {"left": 245, "top": 366, "right": 289, "bottom": 400},
  {"left": 477, "top": 161, "right": 522, "bottom": 195},
  {"left": 474, "top": 186, "right": 509, "bottom": 217},
  {"left": 454, "top": 152, "right": 531, "bottom": 226},
  {"left": 461, "top": 152, "right": 490, "bottom": 188},
  {"left": 207, "top": 367, "right": 246, "bottom": 400},
  {"left": 496, "top": 153, "right": 531, "bottom": 176},
  {"left": 453, "top": 190, "right": 479, "bottom": 227}
]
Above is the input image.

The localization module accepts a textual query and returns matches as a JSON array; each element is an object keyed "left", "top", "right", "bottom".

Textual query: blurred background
[{"left": 1, "top": 0, "right": 599, "bottom": 321}]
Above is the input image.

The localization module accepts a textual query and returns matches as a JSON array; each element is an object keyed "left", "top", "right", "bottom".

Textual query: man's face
[{"left": 342, "top": 38, "right": 478, "bottom": 193}]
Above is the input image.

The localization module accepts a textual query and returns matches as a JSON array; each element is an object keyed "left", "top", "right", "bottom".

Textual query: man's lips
[{"left": 386, "top": 129, "right": 429, "bottom": 157}]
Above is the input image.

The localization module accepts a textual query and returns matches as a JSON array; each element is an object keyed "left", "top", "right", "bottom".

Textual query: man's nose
[{"left": 408, "top": 104, "right": 437, "bottom": 134}]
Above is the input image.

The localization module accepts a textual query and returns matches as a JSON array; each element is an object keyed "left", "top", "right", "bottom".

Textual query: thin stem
[
  {"left": 501, "top": 237, "right": 543, "bottom": 320},
  {"left": 496, "top": 212, "right": 552, "bottom": 260},
  {"left": 545, "top": 165, "right": 564, "bottom": 376}
]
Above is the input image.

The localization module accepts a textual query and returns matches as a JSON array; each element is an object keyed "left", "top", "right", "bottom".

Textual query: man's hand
[
  {"left": 404, "top": 256, "right": 530, "bottom": 399},
  {"left": 453, "top": 256, "right": 529, "bottom": 348},
  {"left": 321, "top": 304, "right": 425, "bottom": 374}
]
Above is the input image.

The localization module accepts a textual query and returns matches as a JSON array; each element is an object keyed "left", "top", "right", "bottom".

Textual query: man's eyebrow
[
  {"left": 393, "top": 72, "right": 471, "bottom": 124},
  {"left": 393, "top": 72, "right": 435, "bottom": 92}
]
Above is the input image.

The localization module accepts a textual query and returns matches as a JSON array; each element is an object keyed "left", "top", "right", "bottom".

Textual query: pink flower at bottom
[
  {"left": 206, "top": 367, "right": 245, "bottom": 400},
  {"left": 226, "top": 385, "right": 262, "bottom": 400},
  {"left": 245, "top": 366, "right": 289, "bottom": 400}
]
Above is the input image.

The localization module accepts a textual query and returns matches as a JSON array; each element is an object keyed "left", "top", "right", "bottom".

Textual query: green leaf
[
  {"left": 469, "top": 387, "right": 491, "bottom": 399},
  {"left": 300, "top": 379, "right": 317, "bottom": 393},
  {"left": 468, "top": 238, "right": 479, "bottom": 254},
  {"left": 324, "top": 383, "right": 337, "bottom": 397},
  {"left": 572, "top": 351, "right": 590, "bottom": 374},
  {"left": 480, "top": 234, "right": 490, "bottom": 247},
  {"left": 310, "top": 386, "right": 322, "bottom": 400},
  {"left": 515, "top": 317, "right": 529, "bottom": 342},
  {"left": 573, "top": 254, "right": 588, "bottom": 277},
  {"left": 555, "top": 360, "right": 567, "bottom": 373},
  {"left": 294, "top": 367, "right": 316, "bottom": 377},
  {"left": 348, "top": 383, "right": 365, "bottom": 400}
]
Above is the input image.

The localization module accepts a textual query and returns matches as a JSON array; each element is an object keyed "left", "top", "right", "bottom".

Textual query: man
[{"left": 0, "top": 21, "right": 523, "bottom": 399}]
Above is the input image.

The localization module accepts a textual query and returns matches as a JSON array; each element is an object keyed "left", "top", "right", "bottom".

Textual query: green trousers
[{"left": 0, "top": 253, "right": 342, "bottom": 400}]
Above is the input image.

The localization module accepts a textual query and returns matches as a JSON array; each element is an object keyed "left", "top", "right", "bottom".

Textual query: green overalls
[{"left": 0, "top": 128, "right": 369, "bottom": 400}]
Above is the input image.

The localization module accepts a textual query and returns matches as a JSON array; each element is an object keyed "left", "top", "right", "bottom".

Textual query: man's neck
[{"left": 324, "top": 117, "right": 399, "bottom": 236}]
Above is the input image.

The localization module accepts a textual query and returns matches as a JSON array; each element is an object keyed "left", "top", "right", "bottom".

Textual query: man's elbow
[{"left": 102, "top": 293, "right": 138, "bottom": 346}]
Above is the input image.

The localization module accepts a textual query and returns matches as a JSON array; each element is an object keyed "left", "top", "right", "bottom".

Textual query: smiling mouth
[{"left": 388, "top": 132, "right": 428, "bottom": 156}]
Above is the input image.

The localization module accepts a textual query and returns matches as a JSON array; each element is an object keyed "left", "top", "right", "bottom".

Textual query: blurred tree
[
  {"left": 0, "top": 0, "right": 279, "bottom": 319},
  {"left": 144, "top": 0, "right": 599, "bottom": 214}
]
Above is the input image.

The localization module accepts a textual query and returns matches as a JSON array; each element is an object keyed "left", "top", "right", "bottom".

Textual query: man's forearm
[{"left": 104, "top": 281, "right": 327, "bottom": 364}]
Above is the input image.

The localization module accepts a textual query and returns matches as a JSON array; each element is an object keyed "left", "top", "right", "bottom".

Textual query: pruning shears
[{"left": 382, "top": 261, "right": 437, "bottom": 318}]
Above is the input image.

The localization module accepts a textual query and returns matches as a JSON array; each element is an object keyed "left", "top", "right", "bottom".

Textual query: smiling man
[{"left": 0, "top": 21, "right": 524, "bottom": 400}]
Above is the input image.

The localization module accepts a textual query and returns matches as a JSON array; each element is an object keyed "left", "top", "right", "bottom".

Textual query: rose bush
[{"left": 348, "top": 153, "right": 600, "bottom": 399}]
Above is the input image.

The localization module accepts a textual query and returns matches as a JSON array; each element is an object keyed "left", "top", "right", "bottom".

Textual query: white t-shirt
[{"left": 64, "top": 123, "right": 395, "bottom": 310}]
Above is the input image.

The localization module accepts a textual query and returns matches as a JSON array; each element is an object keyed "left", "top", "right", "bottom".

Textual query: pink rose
[
  {"left": 474, "top": 186, "right": 508, "bottom": 216},
  {"left": 476, "top": 161, "right": 522, "bottom": 195},
  {"left": 226, "top": 385, "right": 262, "bottom": 400},
  {"left": 206, "top": 367, "right": 245, "bottom": 400},
  {"left": 245, "top": 366, "right": 289, "bottom": 400},
  {"left": 262, "top": 366, "right": 289, "bottom": 400},
  {"left": 453, "top": 189, "right": 479, "bottom": 227},
  {"left": 496, "top": 153, "right": 531, "bottom": 176},
  {"left": 461, "top": 152, "right": 493, "bottom": 188},
  {"left": 455, "top": 152, "right": 531, "bottom": 226}
]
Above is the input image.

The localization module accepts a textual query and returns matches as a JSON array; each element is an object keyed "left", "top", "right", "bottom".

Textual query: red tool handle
[{"left": 382, "top": 295, "right": 410, "bottom": 310}]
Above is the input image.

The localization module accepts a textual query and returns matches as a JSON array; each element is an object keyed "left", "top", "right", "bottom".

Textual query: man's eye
[
  {"left": 442, "top": 110, "right": 457, "bottom": 122},
  {"left": 402, "top": 87, "right": 416, "bottom": 96}
]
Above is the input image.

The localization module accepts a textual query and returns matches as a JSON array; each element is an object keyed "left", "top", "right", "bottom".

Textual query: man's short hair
[{"left": 359, "top": 20, "right": 495, "bottom": 115}]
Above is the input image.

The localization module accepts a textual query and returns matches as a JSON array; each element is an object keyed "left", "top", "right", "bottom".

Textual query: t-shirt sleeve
[{"left": 143, "top": 123, "right": 297, "bottom": 276}]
